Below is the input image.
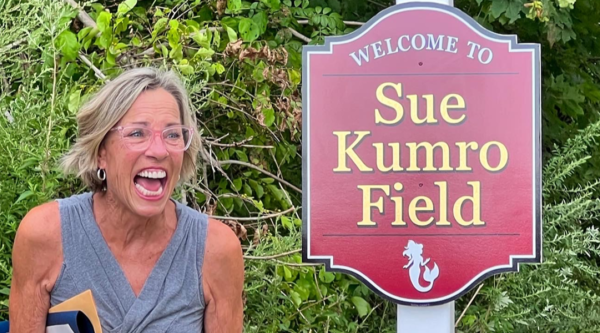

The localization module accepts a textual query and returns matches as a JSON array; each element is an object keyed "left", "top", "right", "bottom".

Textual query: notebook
[{"left": 0, "top": 290, "right": 102, "bottom": 333}]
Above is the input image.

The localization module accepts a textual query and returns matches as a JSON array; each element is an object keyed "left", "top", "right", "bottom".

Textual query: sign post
[{"left": 302, "top": 0, "right": 541, "bottom": 332}]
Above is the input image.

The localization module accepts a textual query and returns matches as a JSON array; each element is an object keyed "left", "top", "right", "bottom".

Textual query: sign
[{"left": 302, "top": 2, "right": 541, "bottom": 306}]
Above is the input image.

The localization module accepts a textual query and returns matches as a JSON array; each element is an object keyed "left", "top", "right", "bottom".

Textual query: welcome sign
[{"left": 302, "top": 3, "right": 541, "bottom": 305}]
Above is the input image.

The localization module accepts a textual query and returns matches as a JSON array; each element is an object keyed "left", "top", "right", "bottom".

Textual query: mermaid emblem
[{"left": 403, "top": 240, "right": 440, "bottom": 293}]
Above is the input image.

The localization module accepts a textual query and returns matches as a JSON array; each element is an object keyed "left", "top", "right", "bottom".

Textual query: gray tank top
[{"left": 50, "top": 192, "right": 208, "bottom": 333}]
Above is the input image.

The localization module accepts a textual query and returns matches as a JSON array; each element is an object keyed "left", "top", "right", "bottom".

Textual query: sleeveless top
[{"left": 50, "top": 192, "right": 208, "bottom": 333}]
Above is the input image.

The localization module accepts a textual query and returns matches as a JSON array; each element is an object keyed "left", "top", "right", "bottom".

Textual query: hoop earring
[{"left": 97, "top": 168, "right": 106, "bottom": 181}]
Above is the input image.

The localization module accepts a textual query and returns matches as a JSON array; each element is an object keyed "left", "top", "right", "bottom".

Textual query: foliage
[{"left": 2, "top": 0, "right": 600, "bottom": 331}]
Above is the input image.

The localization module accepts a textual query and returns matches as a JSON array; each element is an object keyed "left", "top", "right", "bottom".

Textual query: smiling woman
[{"left": 8, "top": 68, "right": 244, "bottom": 332}]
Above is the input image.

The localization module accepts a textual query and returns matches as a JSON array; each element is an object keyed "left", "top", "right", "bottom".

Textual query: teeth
[
  {"left": 136, "top": 170, "right": 166, "bottom": 179},
  {"left": 135, "top": 183, "right": 164, "bottom": 196}
]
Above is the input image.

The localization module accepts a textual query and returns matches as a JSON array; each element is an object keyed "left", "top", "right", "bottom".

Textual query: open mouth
[{"left": 133, "top": 170, "right": 168, "bottom": 197}]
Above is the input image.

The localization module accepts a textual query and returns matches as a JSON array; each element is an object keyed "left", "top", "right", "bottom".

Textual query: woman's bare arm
[
  {"left": 9, "top": 202, "right": 63, "bottom": 333},
  {"left": 202, "top": 219, "right": 244, "bottom": 333}
]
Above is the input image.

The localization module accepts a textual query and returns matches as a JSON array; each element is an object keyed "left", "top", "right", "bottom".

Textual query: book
[{"left": 0, "top": 290, "right": 102, "bottom": 333}]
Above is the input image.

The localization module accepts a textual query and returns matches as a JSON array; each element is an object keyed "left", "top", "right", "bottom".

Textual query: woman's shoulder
[
  {"left": 205, "top": 218, "right": 241, "bottom": 261},
  {"left": 15, "top": 200, "right": 62, "bottom": 257}
]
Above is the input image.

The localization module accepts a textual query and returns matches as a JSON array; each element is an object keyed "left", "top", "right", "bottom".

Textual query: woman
[{"left": 9, "top": 68, "right": 244, "bottom": 332}]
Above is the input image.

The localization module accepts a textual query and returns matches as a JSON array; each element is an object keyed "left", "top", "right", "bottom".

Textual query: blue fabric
[
  {"left": 0, "top": 311, "right": 94, "bottom": 333},
  {"left": 50, "top": 192, "right": 208, "bottom": 333}
]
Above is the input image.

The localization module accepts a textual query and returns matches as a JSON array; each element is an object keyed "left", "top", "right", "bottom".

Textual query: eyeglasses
[{"left": 110, "top": 125, "right": 194, "bottom": 152}]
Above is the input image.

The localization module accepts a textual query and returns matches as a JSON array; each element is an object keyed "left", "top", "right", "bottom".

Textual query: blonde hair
[{"left": 60, "top": 67, "right": 200, "bottom": 191}]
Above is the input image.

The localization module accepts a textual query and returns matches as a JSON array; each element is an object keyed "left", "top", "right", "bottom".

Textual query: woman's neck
[{"left": 92, "top": 191, "right": 175, "bottom": 249}]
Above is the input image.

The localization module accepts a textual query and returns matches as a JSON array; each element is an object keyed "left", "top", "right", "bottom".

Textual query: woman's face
[{"left": 98, "top": 88, "right": 184, "bottom": 217}]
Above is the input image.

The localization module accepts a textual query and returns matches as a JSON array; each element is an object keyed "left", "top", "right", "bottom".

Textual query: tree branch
[
  {"left": 61, "top": 0, "right": 108, "bottom": 81},
  {"left": 205, "top": 136, "right": 273, "bottom": 149},
  {"left": 219, "top": 160, "right": 302, "bottom": 194},
  {"left": 243, "top": 248, "right": 301, "bottom": 260},
  {"left": 208, "top": 206, "right": 297, "bottom": 221},
  {"left": 140, "top": 27, "right": 224, "bottom": 56},
  {"left": 78, "top": 52, "right": 108, "bottom": 80},
  {"left": 455, "top": 283, "right": 484, "bottom": 327},
  {"left": 274, "top": 260, "right": 320, "bottom": 267},
  {"left": 0, "top": 37, "right": 26, "bottom": 54},
  {"left": 296, "top": 19, "right": 365, "bottom": 26},
  {"left": 62, "top": 0, "right": 99, "bottom": 33},
  {"left": 287, "top": 27, "right": 311, "bottom": 43}
]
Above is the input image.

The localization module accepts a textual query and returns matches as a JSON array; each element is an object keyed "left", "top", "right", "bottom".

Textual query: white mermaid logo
[{"left": 403, "top": 240, "right": 440, "bottom": 293}]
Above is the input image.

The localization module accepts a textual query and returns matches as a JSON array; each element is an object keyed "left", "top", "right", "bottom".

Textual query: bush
[{"left": 2, "top": 0, "right": 600, "bottom": 331}]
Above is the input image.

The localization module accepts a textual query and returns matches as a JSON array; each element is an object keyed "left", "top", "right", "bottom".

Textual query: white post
[
  {"left": 397, "top": 302, "right": 455, "bottom": 332},
  {"left": 394, "top": 1, "right": 455, "bottom": 332}
]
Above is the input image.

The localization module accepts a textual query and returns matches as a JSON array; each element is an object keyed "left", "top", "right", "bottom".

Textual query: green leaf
[
  {"left": 253, "top": 64, "right": 266, "bottom": 82},
  {"left": 558, "top": 0, "right": 576, "bottom": 8},
  {"left": 186, "top": 19, "right": 200, "bottom": 30},
  {"left": 319, "top": 285, "right": 327, "bottom": 297},
  {"left": 169, "top": 44, "right": 183, "bottom": 60},
  {"left": 290, "top": 291, "right": 302, "bottom": 307},
  {"left": 351, "top": 296, "right": 371, "bottom": 317},
  {"left": 117, "top": 0, "right": 137, "bottom": 15},
  {"left": 294, "top": 284, "right": 309, "bottom": 301},
  {"left": 177, "top": 64, "right": 194, "bottom": 75},
  {"left": 15, "top": 190, "right": 34, "bottom": 204},
  {"left": 96, "top": 11, "right": 112, "bottom": 33},
  {"left": 283, "top": 266, "right": 292, "bottom": 281},
  {"left": 131, "top": 36, "right": 141, "bottom": 46},
  {"left": 115, "top": 42, "right": 128, "bottom": 50},
  {"left": 490, "top": 0, "right": 509, "bottom": 19},
  {"left": 226, "top": 26, "right": 238, "bottom": 41},
  {"left": 83, "top": 38, "right": 93, "bottom": 51},
  {"left": 261, "top": 0, "right": 281, "bottom": 10},
  {"left": 256, "top": 184, "right": 264, "bottom": 199},
  {"left": 195, "top": 47, "right": 215, "bottom": 59},
  {"left": 233, "top": 178, "right": 243, "bottom": 191},
  {"left": 68, "top": 90, "right": 81, "bottom": 113},
  {"left": 214, "top": 63, "right": 225, "bottom": 75},
  {"left": 97, "top": 29, "right": 113, "bottom": 49},
  {"left": 228, "top": 0, "right": 242, "bottom": 12},
  {"left": 249, "top": 179, "right": 264, "bottom": 199},
  {"left": 239, "top": 18, "right": 260, "bottom": 42},
  {"left": 235, "top": 150, "right": 249, "bottom": 162},
  {"left": 281, "top": 215, "right": 292, "bottom": 230},
  {"left": 91, "top": 3, "right": 104, "bottom": 13},
  {"left": 192, "top": 31, "right": 211, "bottom": 49},
  {"left": 288, "top": 69, "right": 300, "bottom": 85},
  {"left": 505, "top": 1, "right": 522, "bottom": 23},
  {"left": 77, "top": 27, "right": 92, "bottom": 41},
  {"left": 243, "top": 183, "right": 253, "bottom": 196},
  {"left": 262, "top": 108, "right": 275, "bottom": 127},
  {"left": 319, "top": 268, "right": 335, "bottom": 283},
  {"left": 261, "top": 178, "right": 275, "bottom": 184},
  {"left": 56, "top": 30, "right": 80, "bottom": 61},
  {"left": 252, "top": 11, "right": 268, "bottom": 34},
  {"left": 267, "top": 184, "right": 283, "bottom": 201},
  {"left": 151, "top": 17, "right": 169, "bottom": 41},
  {"left": 105, "top": 50, "right": 116, "bottom": 66},
  {"left": 323, "top": 7, "right": 331, "bottom": 14},
  {"left": 168, "top": 20, "right": 181, "bottom": 49}
]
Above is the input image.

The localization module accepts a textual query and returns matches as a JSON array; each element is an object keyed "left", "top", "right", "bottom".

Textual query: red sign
[{"left": 302, "top": 3, "right": 541, "bottom": 305}]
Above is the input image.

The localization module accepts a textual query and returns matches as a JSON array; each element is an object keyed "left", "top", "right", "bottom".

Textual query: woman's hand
[
  {"left": 9, "top": 202, "right": 63, "bottom": 333},
  {"left": 202, "top": 219, "right": 244, "bottom": 332}
]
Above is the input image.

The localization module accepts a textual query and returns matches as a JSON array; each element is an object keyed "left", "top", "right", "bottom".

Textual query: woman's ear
[{"left": 97, "top": 143, "right": 108, "bottom": 170}]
